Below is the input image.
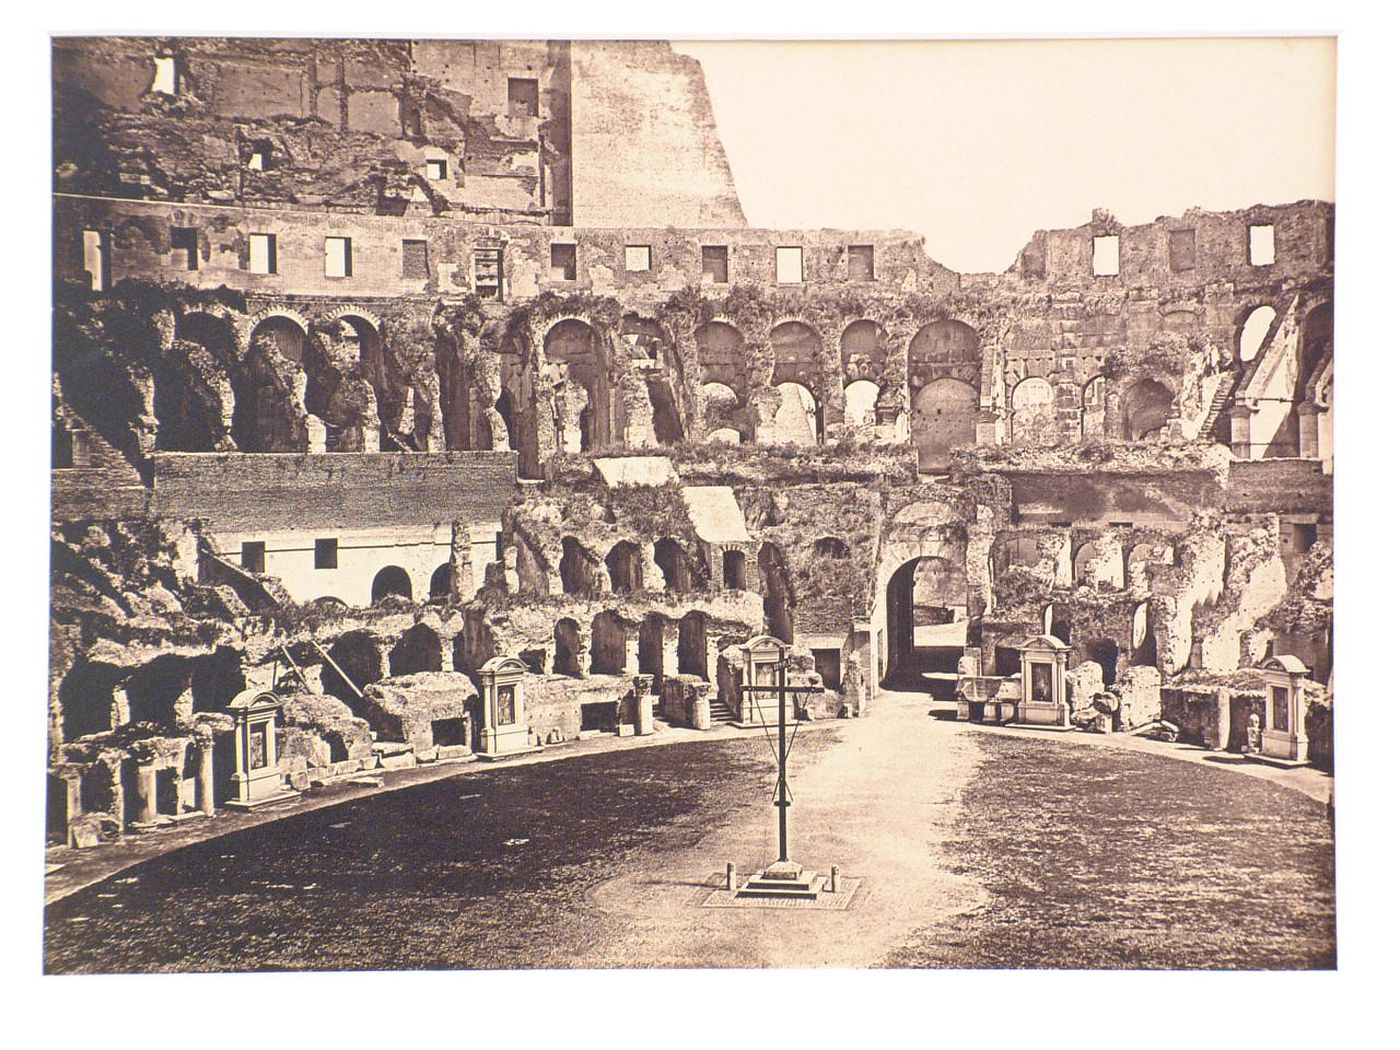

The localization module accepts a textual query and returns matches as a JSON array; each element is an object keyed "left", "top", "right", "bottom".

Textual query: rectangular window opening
[
  {"left": 1168, "top": 228, "right": 1196, "bottom": 272},
  {"left": 402, "top": 239, "right": 429, "bottom": 280},
  {"left": 775, "top": 246, "right": 804, "bottom": 284},
  {"left": 82, "top": 229, "right": 109, "bottom": 291},
  {"left": 474, "top": 246, "right": 504, "bottom": 299},
  {"left": 425, "top": 158, "right": 447, "bottom": 181},
  {"left": 314, "top": 538, "right": 338, "bottom": 570},
  {"left": 171, "top": 226, "right": 198, "bottom": 271},
  {"left": 325, "top": 236, "right": 353, "bottom": 279},
  {"left": 1092, "top": 235, "right": 1120, "bottom": 277},
  {"left": 249, "top": 233, "right": 277, "bottom": 275},
  {"left": 848, "top": 244, "right": 875, "bottom": 281},
  {"left": 1249, "top": 224, "right": 1276, "bottom": 266},
  {"left": 701, "top": 245, "right": 729, "bottom": 284},
  {"left": 241, "top": 541, "right": 266, "bottom": 574},
  {"left": 550, "top": 243, "right": 577, "bottom": 282},
  {"left": 508, "top": 78, "right": 540, "bottom": 118},
  {"left": 151, "top": 55, "right": 178, "bottom": 96},
  {"left": 624, "top": 245, "right": 652, "bottom": 272}
]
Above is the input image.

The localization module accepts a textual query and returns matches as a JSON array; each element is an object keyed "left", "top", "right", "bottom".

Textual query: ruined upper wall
[
  {"left": 990, "top": 202, "right": 1333, "bottom": 288},
  {"left": 570, "top": 41, "right": 747, "bottom": 228},
  {"left": 53, "top": 37, "right": 571, "bottom": 223},
  {"left": 54, "top": 195, "right": 948, "bottom": 302}
]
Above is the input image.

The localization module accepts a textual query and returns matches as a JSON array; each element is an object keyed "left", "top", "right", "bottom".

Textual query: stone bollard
[
  {"left": 829, "top": 865, "right": 842, "bottom": 893},
  {"left": 725, "top": 862, "right": 737, "bottom": 891}
]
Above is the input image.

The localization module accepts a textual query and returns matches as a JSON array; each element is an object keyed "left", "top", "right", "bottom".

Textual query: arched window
[
  {"left": 722, "top": 549, "right": 748, "bottom": 590},
  {"left": 773, "top": 382, "right": 820, "bottom": 446},
  {"left": 844, "top": 379, "right": 880, "bottom": 430},
  {"left": 560, "top": 537, "right": 599, "bottom": 598},
  {"left": 371, "top": 566, "right": 412, "bottom": 604},
  {"left": 1238, "top": 306, "right": 1277, "bottom": 363},
  {"left": 1123, "top": 379, "right": 1173, "bottom": 442},
  {"left": 1010, "top": 377, "right": 1056, "bottom": 445},
  {"left": 605, "top": 541, "right": 644, "bottom": 594},
  {"left": 589, "top": 612, "right": 627, "bottom": 676},
  {"left": 814, "top": 537, "right": 850, "bottom": 559},
  {"left": 654, "top": 538, "right": 692, "bottom": 594},
  {"left": 553, "top": 619, "right": 582, "bottom": 677},
  {"left": 429, "top": 563, "right": 453, "bottom": 599},
  {"left": 390, "top": 624, "right": 443, "bottom": 676}
]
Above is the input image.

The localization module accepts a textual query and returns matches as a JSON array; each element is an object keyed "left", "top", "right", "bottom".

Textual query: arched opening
[
  {"left": 495, "top": 387, "right": 519, "bottom": 451},
  {"left": 190, "top": 647, "right": 245, "bottom": 714},
  {"left": 815, "top": 536, "right": 850, "bottom": 559},
  {"left": 758, "top": 542, "right": 795, "bottom": 644},
  {"left": 250, "top": 315, "right": 306, "bottom": 365},
  {"left": 543, "top": 318, "right": 609, "bottom": 451},
  {"left": 695, "top": 321, "right": 746, "bottom": 395},
  {"left": 1081, "top": 375, "right": 1107, "bottom": 440},
  {"left": 771, "top": 322, "right": 824, "bottom": 443},
  {"left": 324, "top": 630, "right": 383, "bottom": 706},
  {"left": 59, "top": 661, "right": 117, "bottom": 741},
  {"left": 389, "top": 624, "right": 443, "bottom": 676},
  {"left": 429, "top": 563, "right": 453, "bottom": 600},
  {"left": 701, "top": 380, "right": 742, "bottom": 443},
  {"left": 840, "top": 320, "right": 884, "bottom": 384},
  {"left": 639, "top": 614, "right": 666, "bottom": 684},
  {"left": 1122, "top": 379, "right": 1173, "bottom": 442},
  {"left": 553, "top": 618, "right": 583, "bottom": 677},
  {"left": 653, "top": 538, "right": 692, "bottom": 595},
  {"left": 678, "top": 611, "right": 709, "bottom": 680},
  {"left": 1238, "top": 306, "right": 1277, "bottom": 363},
  {"left": 560, "top": 537, "right": 599, "bottom": 598},
  {"left": 605, "top": 541, "right": 643, "bottom": 594},
  {"left": 1073, "top": 539, "right": 1124, "bottom": 591},
  {"left": 844, "top": 379, "right": 880, "bottom": 430},
  {"left": 773, "top": 381, "right": 820, "bottom": 446},
  {"left": 1131, "top": 602, "right": 1157, "bottom": 667},
  {"left": 707, "top": 427, "right": 741, "bottom": 445},
  {"left": 371, "top": 566, "right": 412, "bottom": 604},
  {"left": 1010, "top": 376, "right": 1057, "bottom": 445},
  {"left": 234, "top": 320, "right": 306, "bottom": 453},
  {"left": 125, "top": 656, "right": 190, "bottom": 727},
  {"left": 911, "top": 377, "right": 978, "bottom": 472},
  {"left": 722, "top": 549, "right": 748, "bottom": 591},
  {"left": 1085, "top": 638, "right": 1121, "bottom": 687},
  {"left": 589, "top": 612, "right": 627, "bottom": 676},
  {"left": 883, "top": 556, "right": 967, "bottom": 693}
]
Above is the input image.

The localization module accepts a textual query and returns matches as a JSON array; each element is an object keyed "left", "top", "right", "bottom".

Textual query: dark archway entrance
[
  {"left": 883, "top": 556, "right": 967, "bottom": 695},
  {"left": 371, "top": 566, "right": 412, "bottom": 604}
]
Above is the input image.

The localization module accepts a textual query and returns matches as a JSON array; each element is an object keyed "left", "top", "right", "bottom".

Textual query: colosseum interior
[{"left": 48, "top": 36, "right": 1333, "bottom": 846}]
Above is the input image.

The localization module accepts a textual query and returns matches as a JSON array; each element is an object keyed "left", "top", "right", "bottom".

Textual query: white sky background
[{"left": 674, "top": 38, "right": 1336, "bottom": 273}]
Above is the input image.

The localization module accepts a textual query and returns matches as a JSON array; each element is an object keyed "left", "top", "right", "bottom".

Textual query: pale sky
[{"left": 674, "top": 38, "right": 1336, "bottom": 274}]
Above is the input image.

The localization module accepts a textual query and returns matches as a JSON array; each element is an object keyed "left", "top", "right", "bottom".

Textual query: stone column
[
  {"left": 1226, "top": 403, "right": 1257, "bottom": 460},
  {"left": 110, "top": 685, "right": 130, "bottom": 731},
  {"left": 194, "top": 730, "right": 216, "bottom": 816},
  {"left": 623, "top": 637, "right": 640, "bottom": 678},
  {"left": 636, "top": 686, "right": 654, "bottom": 736},
  {"left": 133, "top": 762, "right": 158, "bottom": 825},
  {"left": 1297, "top": 402, "right": 1320, "bottom": 460}
]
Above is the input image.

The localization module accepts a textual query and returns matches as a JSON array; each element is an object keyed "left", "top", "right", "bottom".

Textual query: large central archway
[{"left": 883, "top": 556, "right": 967, "bottom": 693}]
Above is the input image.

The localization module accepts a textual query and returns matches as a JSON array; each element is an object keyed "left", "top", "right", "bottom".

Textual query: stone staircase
[
  {"left": 709, "top": 696, "right": 739, "bottom": 726},
  {"left": 1200, "top": 372, "right": 1239, "bottom": 440}
]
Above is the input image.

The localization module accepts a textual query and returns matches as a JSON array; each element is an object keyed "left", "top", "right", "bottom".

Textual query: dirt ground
[{"left": 44, "top": 691, "right": 1334, "bottom": 972}]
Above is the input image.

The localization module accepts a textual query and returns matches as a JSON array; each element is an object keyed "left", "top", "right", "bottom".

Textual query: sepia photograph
[{"left": 29, "top": 11, "right": 1378, "bottom": 1014}]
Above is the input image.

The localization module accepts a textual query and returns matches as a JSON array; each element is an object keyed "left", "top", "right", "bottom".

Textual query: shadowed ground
[{"left": 44, "top": 693, "right": 1333, "bottom": 973}]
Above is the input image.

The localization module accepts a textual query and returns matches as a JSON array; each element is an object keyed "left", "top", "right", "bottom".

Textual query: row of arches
[{"left": 560, "top": 536, "right": 707, "bottom": 598}]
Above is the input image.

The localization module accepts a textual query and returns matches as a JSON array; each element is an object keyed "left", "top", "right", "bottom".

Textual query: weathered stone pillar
[
  {"left": 1226, "top": 403, "right": 1257, "bottom": 460},
  {"left": 133, "top": 762, "right": 158, "bottom": 825},
  {"left": 623, "top": 637, "right": 640, "bottom": 678},
  {"left": 1297, "top": 402, "right": 1320, "bottom": 460},
  {"left": 110, "top": 685, "right": 130, "bottom": 730},
  {"left": 636, "top": 685, "right": 654, "bottom": 737},
  {"left": 194, "top": 729, "right": 216, "bottom": 816}
]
